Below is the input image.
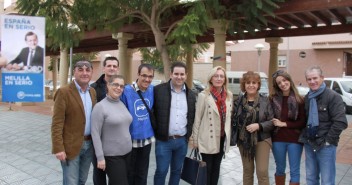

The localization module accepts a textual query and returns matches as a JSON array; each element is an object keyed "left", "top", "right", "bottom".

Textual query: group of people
[
  {"left": 51, "top": 57, "right": 347, "bottom": 185},
  {"left": 51, "top": 59, "right": 195, "bottom": 185},
  {"left": 230, "top": 66, "right": 347, "bottom": 185}
]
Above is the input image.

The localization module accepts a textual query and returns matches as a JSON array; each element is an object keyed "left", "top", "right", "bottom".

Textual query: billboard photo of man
[{"left": 5, "top": 31, "right": 44, "bottom": 73}]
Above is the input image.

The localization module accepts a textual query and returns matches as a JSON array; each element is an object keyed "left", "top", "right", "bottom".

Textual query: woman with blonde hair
[
  {"left": 192, "top": 66, "right": 233, "bottom": 185},
  {"left": 232, "top": 71, "right": 274, "bottom": 185},
  {"left": 270, "top": 70, "right": 306, "bottom": 185}
]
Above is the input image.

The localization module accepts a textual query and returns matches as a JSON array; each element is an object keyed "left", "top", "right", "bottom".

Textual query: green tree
[
  {"left": 139, "top": 43, "right": 209, "bottom": 74},
  {"left": 15, "top": 0, "right": 82, "bottom": 86},
  {"left": 71, "top": 0, "right": 210, "bottom": 78},
  {"left": 16, "top": 0, "right": 284, "bottom": 80},
  {"left": 71, "top": 0, "right": 284, "bottom": 78},
  {"left": 16, "top": 0, "right": 81, "bottom": 51}
]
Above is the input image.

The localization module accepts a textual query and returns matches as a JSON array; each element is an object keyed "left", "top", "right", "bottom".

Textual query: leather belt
[
  {"left": 168, "top": 135, "right": 184, "bottom": 140},
  {"left": 84, "top": 135, "right": 92, "bottom": 141}
]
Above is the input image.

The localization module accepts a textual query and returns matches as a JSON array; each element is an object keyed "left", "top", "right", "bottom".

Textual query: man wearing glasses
[
  {"left": 51, "top": 61, "right": 97, "bottom": 185},
  {"left": 121, "top": 64, "right": 155, "bottom": 185},
  {"left": 90, "top": 56, "right": 119, "bottom": 185}
]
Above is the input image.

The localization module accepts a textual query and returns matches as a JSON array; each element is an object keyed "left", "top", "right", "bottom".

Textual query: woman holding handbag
[
  {"left": 192, "top": 66, "right": 233, "bottom": 185},
  {"left": 233, "top": 71, "right": 274, "bottom": 185},
  {"left": 270, "top": 70, "right": 306, "bottom": 185}
]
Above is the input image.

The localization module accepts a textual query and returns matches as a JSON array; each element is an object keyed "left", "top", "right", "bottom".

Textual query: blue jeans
[
  {"left": 154, "top": 137, "right": 188, "bottom": 185},
  {"left": 60, "top": 140, "right": 93, "bottom": 185},
  {"left": 304, "top": 143, "right": 337, "bottom": 185},
  {"left": 272, "top": 142, "right": 303, "bottom": 183}
]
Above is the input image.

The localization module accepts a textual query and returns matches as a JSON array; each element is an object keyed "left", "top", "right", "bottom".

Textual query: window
[
  {"left": 332, "top": 81, "right": 342, "bottom": 95},
  {"left": 278, "top": 56, "right": 287, "bottom": 67}
]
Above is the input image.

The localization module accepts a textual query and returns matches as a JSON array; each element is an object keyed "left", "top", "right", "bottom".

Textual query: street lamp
[{"left": 255, "top": 43, "right": 264, "bottom": 72}]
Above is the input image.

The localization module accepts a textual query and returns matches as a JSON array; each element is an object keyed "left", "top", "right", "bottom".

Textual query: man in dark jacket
[
  {"left": 299, "top": 66, "right": 347, "bottom": 185},
  {"left": 153, "top": 61, "right": 196, "bottom": 185},
  {"left": 90, "top": 56, "right": 119, "bottom": 185}
]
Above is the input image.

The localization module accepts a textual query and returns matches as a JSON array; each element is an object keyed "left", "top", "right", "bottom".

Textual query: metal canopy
[{"left": 47, "top": 0, "right": 352, "bottom": 55}]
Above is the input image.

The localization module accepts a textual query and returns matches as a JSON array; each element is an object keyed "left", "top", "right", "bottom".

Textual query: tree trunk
[
  {"left": 52, "top": 56, "right": 58, "bottom": 93},
  {"left": 186, "top": 47, "right": 194, "bottom": 88},
  {"left": 59, "top": 46, "right": 69, "bottom": 87},
  {"left": 153, "top": 29, "right": 170, "bottom": 80}
]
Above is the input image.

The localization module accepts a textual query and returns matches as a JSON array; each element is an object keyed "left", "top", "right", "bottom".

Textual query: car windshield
[
  {"left": 193, "top": 79, "right": 202, "bottom": 85},
  {"left": 340, "top": 81, "right": 352, "bottom": 93},
  {"left": 260, "top": 79, "right": 268, "bottom": 89}
]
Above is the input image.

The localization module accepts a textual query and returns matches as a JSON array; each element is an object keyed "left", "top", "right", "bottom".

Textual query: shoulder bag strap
[{"left": 137, "top": 90, "right": 152, "bottom": 115}]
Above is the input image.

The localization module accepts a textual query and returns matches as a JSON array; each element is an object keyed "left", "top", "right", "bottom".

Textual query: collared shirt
[
  {"left": 131, "top": 81, "right": 155, "bottom": 147},
  {"left": 74, "top": 80, "right": 92, "bottom": 136},
  {"left": 169, "top": 82, "right": 188, "bottom": 136}
]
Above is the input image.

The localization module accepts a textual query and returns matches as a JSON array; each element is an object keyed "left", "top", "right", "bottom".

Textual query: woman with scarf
[
  {"left": 192, "top": 66, "right": 233, "bottom": 185},
  {"left": 232, "top": 71, "right": 274, "bottom": 185},
  {"left": 270, "top": 70, "right": 306, "bottom": 185}
]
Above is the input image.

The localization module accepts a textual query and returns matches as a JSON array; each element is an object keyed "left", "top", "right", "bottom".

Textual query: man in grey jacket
[{"left": 299, "top": 66, "right": 347, "bottom": 185}]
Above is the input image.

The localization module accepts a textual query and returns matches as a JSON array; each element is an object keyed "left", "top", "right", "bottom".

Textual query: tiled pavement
[{"left": 0, "top": 101, "right": 352, "bottom": 185}]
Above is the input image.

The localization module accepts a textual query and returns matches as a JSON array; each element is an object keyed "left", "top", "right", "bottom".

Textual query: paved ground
[{"left": 0, "top": 101, "right": 352, "bottom": 185}]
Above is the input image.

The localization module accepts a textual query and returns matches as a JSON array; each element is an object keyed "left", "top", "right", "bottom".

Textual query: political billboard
[{"left": 1, "top": 15, "right": 45, "bottom": 102}]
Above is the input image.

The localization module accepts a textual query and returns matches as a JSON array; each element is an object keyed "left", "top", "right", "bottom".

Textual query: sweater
[
  {"left": 91, "top": 95, "right": 133, "bottom": 161},
  {"left": 271, "top": 96, "right": 306, "bottom": 144}
]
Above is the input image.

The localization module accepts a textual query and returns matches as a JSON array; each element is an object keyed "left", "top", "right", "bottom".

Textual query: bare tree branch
[{"left": 165, "top": 19, "right": 181, "bottom": 38}]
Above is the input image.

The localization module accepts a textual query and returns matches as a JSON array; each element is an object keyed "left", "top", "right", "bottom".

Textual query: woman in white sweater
[
  {"left": 192, "top": 66, "right": 233, "bottom": 185},
  {"left": 91, "top": 75, "right": 132, "bottom": 185}
]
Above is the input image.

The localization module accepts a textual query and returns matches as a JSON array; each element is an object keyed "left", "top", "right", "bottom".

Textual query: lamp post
[{"left": 255, "top": 43, "right": 264, "bottom": 72}]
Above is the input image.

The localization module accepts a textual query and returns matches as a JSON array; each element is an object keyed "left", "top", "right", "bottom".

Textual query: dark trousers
[
  {"left": 201, "top": 137, "right": 225, "bottom": 185},
  {"left": 105, "top": 152, "right": 131, "bottom": 185},
  {"left": 93, "top": 147, "right": 107, "bottom": 185},
  {"left": 128, "top": 144, "right": 152, "bottom": 185}
]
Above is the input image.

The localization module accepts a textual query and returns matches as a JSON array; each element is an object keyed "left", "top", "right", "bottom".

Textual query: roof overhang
[{"left": 47, "top": 0, "right": 352, "bottom": 55}]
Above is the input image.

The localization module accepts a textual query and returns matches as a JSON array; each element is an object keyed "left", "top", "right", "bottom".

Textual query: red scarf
[{"left": 210, "top": 86, "right": 227, "bottom": 137}]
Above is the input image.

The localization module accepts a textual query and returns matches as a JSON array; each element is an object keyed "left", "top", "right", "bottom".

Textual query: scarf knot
[
  {"left": 210, "top": 87, "right": 227, "bottom": 137},
  {"left": 307, "top": 82, "right": 326, "bottom": 138},
  {"left": 238, "top": 93, "right": 260, "bottom": 160}
]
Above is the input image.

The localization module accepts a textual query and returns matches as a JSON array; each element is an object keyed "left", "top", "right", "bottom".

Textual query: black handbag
[
  {"left": 230, "top": 94, "right": 243, "bottom": 146},
  {"left": 181, "top": 148, "right": 207, "bottom": 185}
]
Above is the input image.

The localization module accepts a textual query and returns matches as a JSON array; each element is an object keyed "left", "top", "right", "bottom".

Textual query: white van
[
  {"left": 324, "top": 78, "right": 352, "bottom": 114},
  {"left": 226, "top": 71, "right": 269, "bottom": 96}
]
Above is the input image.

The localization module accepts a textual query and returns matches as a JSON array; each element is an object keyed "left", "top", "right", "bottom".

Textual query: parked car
[
  {"left": 45, "top": 81, "right": 61, "bottom": 95},
  {"left": 193, "top": 79, "right": 206, "bottom": 93},
  {"left": 297, "top": 86, "right": 309, "bottom": 97},
  {"left": 151, "top": 79, "right": 163, "bottom": 86},
  {"left": 324, "top": 78, "right": 352, "bottom": 114}
]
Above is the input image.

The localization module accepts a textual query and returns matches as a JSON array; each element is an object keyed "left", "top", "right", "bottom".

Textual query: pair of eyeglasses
[
  {"left": 213, "top": 74, "right": 225, "bottom": 79},
  {"left": 272, "top": 70, "right": 285, "bottom": 78},
  {"left": 110, "top": 83, "right": 125, "bottom": 89},
  {"left": 140, "top": 74, "right": 154, "bottom": 79},
  {"left": 74, "top": 61, "right": 92, "bottom": 68}
]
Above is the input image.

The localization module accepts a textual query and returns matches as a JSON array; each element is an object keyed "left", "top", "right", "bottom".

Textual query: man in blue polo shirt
[{"left": 121, "top": 63, "right": 155, "bottom": 185}]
